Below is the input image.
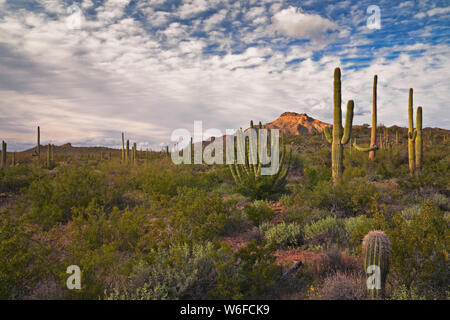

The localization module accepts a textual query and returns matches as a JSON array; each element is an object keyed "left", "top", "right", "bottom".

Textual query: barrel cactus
[{"left": 362, "top": 230, "right": 390, "bottom": 299}]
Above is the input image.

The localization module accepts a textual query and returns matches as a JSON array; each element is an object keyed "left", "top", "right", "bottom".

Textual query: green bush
[
  {"left": 209, "top": 240, "right": 282, "bottom": 299},
  {"left": 0, "top": 166, "right": 36, "bottom": 193},
  {"left": 304, "top": 216, "right": 346, "bottom": 248},
  {"left": 244, "top": 200, "right": 274, "bottom": 227},
  {"left": 388, "top": 200, "right": 449, "bottom": 299},
  {"left": 264, "top": 222, "right": 302, "bottom": 248},
  {"left": 107, "top": 243, "right": 216, "bottom": 300}
]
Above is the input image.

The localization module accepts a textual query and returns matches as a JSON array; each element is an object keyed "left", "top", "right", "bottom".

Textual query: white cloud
[
  {"left": 272, "top": 6, "right": 339, "bottom": 44},
  {"left": 415, "top": 6, "right": 450, "bottom": 19}
]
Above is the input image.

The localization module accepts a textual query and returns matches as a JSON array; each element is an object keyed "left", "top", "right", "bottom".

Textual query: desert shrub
[
  {"left": 169, "top": 187, "right": 237, "bottom": 243},
  {"left": 209, "top": 240, "right": 282, "bottom": 299},
  {"left": 140, "top": 161, "right": 215, "bottom": 197},
  {"left": 302, "top": 166, "right": 331, "bottom": 189},
  {"left": 388, "top": 200, "right": 449, "bottom": 299},
  {"left": 0, "top": 166, "right": 36, "bottom": 193},
  {"left": 428, "top": 193, "right": 449, "bottom": 211},
  {"left": 401, "top": 205, "right": 421, "bottom": 220},
  {"left": 264, "top": 223, "right": 302, "bottom": 248},
  {"left": 25, "top": 165, "right": 120, "bottom": 229},
  {"left": 316, "top": 271, "right": 366, "bottom": 300},
  {"left": 244, "top": 200, "right": 274, "bottom": 227},
  {"left": 107, "top": 243, "right": 216, "bottom": 300},
  {"left": 389, "top": 285, "right": 426, "bottom": 300},
  {"left": 344, "top": 215, "right": 378, "bottom": 248},
  {"left": 0, "top": 213, "right": 47, "bottom": 299},
  {"left": 304, "top": 216, "right": 346, "bottom": 249}
]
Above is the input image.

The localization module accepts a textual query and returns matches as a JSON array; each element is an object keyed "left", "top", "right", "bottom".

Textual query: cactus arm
[
  {"left": 323, "top": 126, "right": 333, "bottom": 144},
  {"left": 353, "top": 142, "right": 378, "bottom": 152},
  {"left": 341, "top": 100, "right": 354, "bottom": 145}
]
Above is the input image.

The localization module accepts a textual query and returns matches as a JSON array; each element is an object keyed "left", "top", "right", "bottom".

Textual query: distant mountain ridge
[{"left": 261, "top": 112, "right": 331, "bottom": 134}]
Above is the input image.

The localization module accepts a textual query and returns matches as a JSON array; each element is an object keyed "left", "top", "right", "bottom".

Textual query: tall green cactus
[
  {"left": 324, "top": 67, "right": 354, "bottom": 184},
  {"left": 369, "top": 75, "right": 377, "bottom": 159},
  {"left": 1, "top": 141, "right": 7, "bottom": 168},
  {"left": 37, "top": 126, "right": 41, "bottom": 163},
  {"left": 121, "top": 132, "right": 125, "bottom": 162},
  {"left": 362, "top": 230, "right": 390, "bottom": 299},
  {"left": 47, "top": 144, "right": 51, "bottom": 169},
  {"left": 408, "top": 89, "right": 417, "bottom": 176},
  {"left": 126, "top": 139, "right": 130, "bottom": 163},
  {"left": 12, "top": 152, "right": 16, "bottom": 166},
  {"left": 353, "top": 75, "right": 379, "bottom": 156},
  {"left": 133, "top": 142, "right": 137, "bottom": 164},
  {"left": 415, "top": 106, "right": 423, "bottom": 172}
]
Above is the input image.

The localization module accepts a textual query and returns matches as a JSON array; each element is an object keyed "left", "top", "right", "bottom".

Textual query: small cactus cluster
[
  {"left": 362, "top": 230, "right": 390, "bottom": 299},
  {"left": 121, "top": 133, "right": 139, "bottom": 165}
]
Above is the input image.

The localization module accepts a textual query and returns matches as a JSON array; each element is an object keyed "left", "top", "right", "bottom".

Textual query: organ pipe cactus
[
  {"left": 324, "top": 67, "right": 355, "bottom": 184},
  {"left": 408, "top": 89, "right": 417, "bottom": 176},
  {"left": 229, "top": 120, "right": 291, "bottom": 199},
  {"left": 415, "top": 106, "right": 423, "bottom": 172},
  {"left": 362, "top": 231, "right": 390, "bottom": 299}
]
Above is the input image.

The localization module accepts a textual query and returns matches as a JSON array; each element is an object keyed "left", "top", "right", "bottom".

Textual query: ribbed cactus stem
[
  {"left": 369, "top": 75, "right": 377, "bottom": 160},
  {"left": 121, "top": 132, "right": 125, "bottom": 162},
  {"left": 12, "top": 152, "right": 16, "bottom": 166},
  {"left": 126, "top": 139, "right": 130, "bottom": 163},
  {"left": 415, "top": 106, "right": 423, "bottom": 172},
  {"left": 47, "top": 144, "right": 51, "bottom": 168},
  {"left": 1, "top": 141, "right": 7, "bottom": 168},
  {"left": 362, "top": 231, "right": 390, "bottom": 299},
  {"left": 408, "top": 89, "right": 417, "bottom": 176},
  {"left": 323, "top": 68, "right": 354, "bottom": 185},
  {"left": 133, "top": 142, "right": 137, "bottom": 164},
  {"left": 37, "top": 126, "right": 41, "bottom": 163}
]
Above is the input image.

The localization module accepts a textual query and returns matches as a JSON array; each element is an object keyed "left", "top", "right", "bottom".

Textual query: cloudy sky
[{"left": 0, "top": 0, "right": 449, "bottom": 151}]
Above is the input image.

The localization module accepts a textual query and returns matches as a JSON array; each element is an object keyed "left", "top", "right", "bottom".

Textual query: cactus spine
[
  {"left": 1, "top": 141, "right": 7, "bottom": 168},
  {"left": 408, "top": 89, "right": 417, "bottom": 176},
  {"left": 324, "top": 68, "right": 354, "bottom": 184},
  {"left": 362, "top": 231, "right": 390, "bottom": 299},
  {"left": 415, "top": 106, "right": 423, "bottom": 173}
]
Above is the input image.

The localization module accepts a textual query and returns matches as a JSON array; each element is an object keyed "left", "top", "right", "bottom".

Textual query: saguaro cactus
[
  {"left": 126, "top": 139, "right": 130, "bottom": 163},
  {"left": 324, "top": 68, "right": 354, "bottom": 184},
  {"left": 1, "top": 141, "right": 7, "bottom": 168},
  {"left": 369, "top": 75, "right": 377, "bottom": 159},
  {"left": 362, "top": 231, "right": 390, "bottom": 299},
  {"left": 415, "top": 106, "right": 423, "bottom": 172},
  {"left": 121, "top": 133, "right": 125, "bottom": 162},
  {"left": 37, "top": 126, "right": 41, "bottom": 162},
  {"left": 408, "top": 89, "right": 417, "bottom": 176},
  {"left": 12, "top": 152, "right": 16, "bottom": 166},
  {"left": 133, "top": 142, "right": 137, "bottom": 164},
  {"left": 47, "top": 144, "right": 51, "bottom": 168}
]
